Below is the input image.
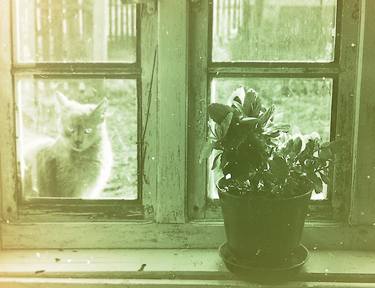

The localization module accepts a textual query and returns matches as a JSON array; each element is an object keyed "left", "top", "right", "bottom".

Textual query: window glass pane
[
  {"left": 15, "top": 0, "right": 136, "bottom": 63},
  {"left": 212, "top": 0, "right": 337, "bottom": 62},
  {"left": 208, "top": 77, "right": 333, "bottom": 200},
  {"left": 17, "top": 77, "right": 138, "bottom": 199}
]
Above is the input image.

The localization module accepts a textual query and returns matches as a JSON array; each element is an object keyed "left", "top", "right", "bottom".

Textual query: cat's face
[{"left": 56, "top": 92, "right": 107, "bottom": 152}]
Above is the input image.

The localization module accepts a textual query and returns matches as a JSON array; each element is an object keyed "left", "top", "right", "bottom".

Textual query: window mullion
[
  {"left": 350, "top": 0, "right": 375, "bottom": 225},
  {"left": 331, "top": 0, "right": 361, "bottom": 222},
  {"left": 140, "top": 3, "right": 158, "bottom": 220},
  {"left": 0, "top": 0, "right": 18, "bottom": 223},
  {"left": 188, "top": 0, "right": 210, "bottom": 220},
  {"left": 156, "top": 0, "right": 189, "bottom": 224}
]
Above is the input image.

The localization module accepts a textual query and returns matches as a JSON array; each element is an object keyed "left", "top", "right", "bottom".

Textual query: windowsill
[{"left": 0, "top": 249, "right": 375, "bottom": 287}]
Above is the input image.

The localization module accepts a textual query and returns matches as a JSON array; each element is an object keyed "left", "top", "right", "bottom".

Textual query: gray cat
[{"left": 23, "top": 92, "right": 113, "bottom": 198}]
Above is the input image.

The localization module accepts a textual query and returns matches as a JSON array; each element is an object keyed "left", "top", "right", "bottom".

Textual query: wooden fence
[{"left": 17, "top": 0, "right": 136, "bottom": 62}]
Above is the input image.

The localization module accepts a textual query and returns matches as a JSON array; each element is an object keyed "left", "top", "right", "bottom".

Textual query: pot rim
[{"left": 216, "top": 177, "right": 312, "bottom": 201}]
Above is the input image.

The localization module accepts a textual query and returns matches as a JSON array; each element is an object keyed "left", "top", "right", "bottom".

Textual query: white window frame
[{"left": 1, "top": 0, "right": 375, "bottom": 250}]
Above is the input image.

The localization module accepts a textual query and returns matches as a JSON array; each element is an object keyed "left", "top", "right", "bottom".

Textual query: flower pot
[{"left": 217, "top": 178, "right": 311, "bottom": 270}]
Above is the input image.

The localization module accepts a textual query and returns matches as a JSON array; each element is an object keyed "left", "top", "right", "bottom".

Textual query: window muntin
[
  {"left": 14, "top": 0, "right": 137, "bottom": 63},
  {"left": 212, "top": 0, "right": 337, "bottom": 62},
  {"left": 17, "top": 77, "right": 138, "bottom": 200}
]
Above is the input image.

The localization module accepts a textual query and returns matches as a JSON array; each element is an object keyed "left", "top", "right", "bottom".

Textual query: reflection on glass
[
  {"left": 17, "top": 78, "right": 137, "bottom": 199},
  {"left": 15, "top": 0, "right": 136, "bottom": 63},
  {"left": 212, "top": 0, "right": 337, "bottom": 62},
  {"left": 208, "top": 78, "right": 333, "bottom": 200}
]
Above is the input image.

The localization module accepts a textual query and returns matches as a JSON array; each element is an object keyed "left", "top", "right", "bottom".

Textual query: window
[
  {"left": 188, "top": 0, "right": 364, "bottom": 228},
  {"left": 1, "top": 0, "right": 158, "bottom": 241},
  {"left": 0, "top": 0, "right": 374, "bottom": 250},
  {"left": 10, "top": 0, "right": 146, "bottom": 222},
  {"left": 189, "top": 0, "right": 343, "bottom": 221}
]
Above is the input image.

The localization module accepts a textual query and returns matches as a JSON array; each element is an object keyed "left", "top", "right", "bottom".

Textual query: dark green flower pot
[{"left": 218, "top": 178, "right": 311, "bottom": 269}]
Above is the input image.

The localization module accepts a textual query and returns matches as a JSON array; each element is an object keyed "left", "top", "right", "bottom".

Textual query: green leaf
[
  {"left": 269, "top": 155, "right": 289, "bottom": 181},
  {"left": 220, "top": 152, "right": 229, "bottom": 170},
  {"left": 232, "top": 96, "right": 242, "bottom": 105},
  {"left": 319, "top": 171, "right": 330, "bottom": 185},
  {"left": 224, "top": 129, "right": 248, "bottom": 150},
  {"left": 268, "top": 131, "right": 280, "bottom": 138},
  {"left": 273, "top": 124, "right": 290, "bottom": 133},
  {"left": 220, "top": 112, "right": 233, "bottom": 139},
  {"left": 230, "top": 87, "right": 245, "bottom": 105},
  {"left": 239, "top": 117, "right": 258, "bottom": 126},
  {"left": 211, "top": 152, "right": 222, "bottom": 170},
  {"left": 208, "top": 103, "right": 233, "bottom": 124},
  {"left": 284, "top": 138, "right": 294, "bottom": 152},
  {"left": 262, "top": 128, "right": 280, "bottom": 138},
  {"left": 252, "top": 98, "right": 262, "bottom": 118},
  {"left": 243, "top": 88, "right": 257, "bottom": 116},
  {"left": 311, "top": 174, "right": 323, "bottom": 193},
  {"left": 231, "top": 100, "right": 244, "bottom": 117},
  {"left": 293, "top": 137, "right": 303, "bottom": 154},
  {"left": 299, "top": 138, "right": 318, "bottom": 161},
  {"left": 212, "top": 141, "right": 222, "bottom": 150},
  {"left": 208, "top": 122, "right": 216, "bottom": 137},
  {"left": 215, "top": 123, "right": 223, "bottom": 139},
  {"left": 259, "top": 105, "right": 275, "bottom": 126}
]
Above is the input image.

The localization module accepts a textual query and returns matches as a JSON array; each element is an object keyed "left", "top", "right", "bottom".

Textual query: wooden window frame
[
  {"left": 2, "top": 1, "right": 157, "bottom": 223},
  {"left": 187, "top": 0, "right": 375, "bottom": 249},
  {"left": 189, "top": 0, "right": 357, "bottom": 222},
  {"left": 1, "top": 0, "right": 375, "bottom": 250}
]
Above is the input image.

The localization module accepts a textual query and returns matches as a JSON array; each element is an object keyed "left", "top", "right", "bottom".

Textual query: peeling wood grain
[
  {"left": 156, "top": 0, "right": 189, "bottom": 223},
  {"left": 3, "top": 221, "right": 375, "bottom": 250},
  {"left": 140, "top": 4, "right": 158, "bottom": 220},
  {"left": 0, "top": 0, "right": 18, "bottom": 224},
  {"left": 188, "top": 0, "right": 209, "bottom": 220}
]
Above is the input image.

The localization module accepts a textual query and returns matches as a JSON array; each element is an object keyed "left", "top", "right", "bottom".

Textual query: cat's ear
[{"left": 91, "top": 98, "right": 108, "bottom": 121}]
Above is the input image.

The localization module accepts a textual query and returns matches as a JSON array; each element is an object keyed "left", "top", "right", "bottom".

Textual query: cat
[{"left": 23, "top": 92, "right": 113, "bottom": 199}]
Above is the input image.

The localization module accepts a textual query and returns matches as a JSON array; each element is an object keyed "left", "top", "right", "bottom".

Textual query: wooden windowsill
[{"left": 0, "top": 249, "right": 375, "bottom": 287}]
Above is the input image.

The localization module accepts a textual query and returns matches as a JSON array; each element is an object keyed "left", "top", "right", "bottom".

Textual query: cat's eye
[
  {"left": 84, "top": 128, "right": 93, "bottom": 134},
  {"left": 67, "top": 127, "right": 75, "bottom": 133}
]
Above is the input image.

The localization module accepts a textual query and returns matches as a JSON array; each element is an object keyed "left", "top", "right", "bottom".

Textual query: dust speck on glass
[
  {"left": 209, "top": 0, "right": 337, "bottom": 200},
  {"left": 14, "top": 0, "right": 138, "bottom": 200}
]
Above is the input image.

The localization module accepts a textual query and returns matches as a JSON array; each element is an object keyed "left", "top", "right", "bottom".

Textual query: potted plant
[{"left": 201, "top": 87, "right": 336, "bottom": 273}]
